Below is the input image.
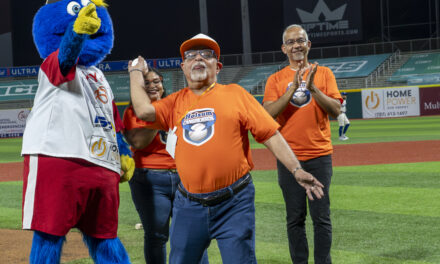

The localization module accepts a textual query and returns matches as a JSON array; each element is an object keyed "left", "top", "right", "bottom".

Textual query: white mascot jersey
[{"left": 22, "top": 51, "right": 121, "bottom": 174}]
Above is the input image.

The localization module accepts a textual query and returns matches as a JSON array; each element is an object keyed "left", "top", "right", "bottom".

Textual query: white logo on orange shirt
[{"left": 182, "top": 108, "right": 216, "bottom": 146}]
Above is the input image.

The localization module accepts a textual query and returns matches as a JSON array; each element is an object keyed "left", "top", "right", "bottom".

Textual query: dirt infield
[
  {"left": 1, "top": 140, "right": 439, "bottom": 263},
  {"left": 251, "top": 140, "right": 440, "bottom": 170},
  {"left": 0, "top": 230, "right": 89, "bottom": 263},
  {"left": 0, "top": 162, "right": 23, "bottom": 182}
]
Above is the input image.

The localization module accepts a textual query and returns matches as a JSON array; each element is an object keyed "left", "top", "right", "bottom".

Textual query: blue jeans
[
  {"left": 277, "top": 155, "right": 333, "bottom": 264},
  {"left": 170, "top": 174, "right": 257, "bottom": 264},
  {"left": 129, "top": 168, "right": 209, "bottom": 264}
]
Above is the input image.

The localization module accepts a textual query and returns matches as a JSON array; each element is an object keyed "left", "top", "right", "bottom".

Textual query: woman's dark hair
[
  {"left": 128, "top": 67, "right": 166, "bottom": 107},
  {"left": 147, "top": 67, "right": 166, "bottom": 98}
]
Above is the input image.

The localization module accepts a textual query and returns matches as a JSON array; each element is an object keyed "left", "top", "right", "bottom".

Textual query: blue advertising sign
[
  {"left": 0, "top": 66, "right": 40, "bottom": 77},
  {"left": 96, "top": 61, "right": 129, "bottom": 72},
  {"left": 96, "top": 58, "right": 183, "bottom": 71},
  {"left": 153, "top": 58, "right": 183, "bottom": 69},
  {"left": 0, "top": 57, "right": 183, "bottom": 78}
]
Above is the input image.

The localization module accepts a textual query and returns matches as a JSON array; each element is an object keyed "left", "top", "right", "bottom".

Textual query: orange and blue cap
[{"left": 180, "top": 33, "right": 220, "bottom": 60}]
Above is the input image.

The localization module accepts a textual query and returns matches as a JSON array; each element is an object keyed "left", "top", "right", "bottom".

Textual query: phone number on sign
[{"left": 374, "top": 111, "right": 408, "bottom": 118}]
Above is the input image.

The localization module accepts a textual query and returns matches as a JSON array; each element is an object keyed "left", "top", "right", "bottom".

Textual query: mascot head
[{"left": 33, "top": 0, "right": 113, "bottom": 66}]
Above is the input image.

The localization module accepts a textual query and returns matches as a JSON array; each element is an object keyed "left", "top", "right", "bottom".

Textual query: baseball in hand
[{"left": 131, "top": 58, "right": 148, "bottom": 68}]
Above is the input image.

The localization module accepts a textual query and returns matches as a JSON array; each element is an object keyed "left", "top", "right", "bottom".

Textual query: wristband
[
  {"left": 129, "top": 69, "right": 143, "bottom": 73},
  {"left": 292, "top": 166, "right": 303, "bottom": 177}
]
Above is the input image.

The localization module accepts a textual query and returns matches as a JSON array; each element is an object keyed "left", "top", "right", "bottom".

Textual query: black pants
[{"left": 277, "top": 155, "right": 333, "bottom": 264}]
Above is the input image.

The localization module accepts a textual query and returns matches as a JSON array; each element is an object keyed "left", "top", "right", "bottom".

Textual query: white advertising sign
[
  {"left": 362, "top": 87, "right": 420, "bottom": 119},
  {"left": 0, "top": 108, "right": 30, "bottom": 138}
]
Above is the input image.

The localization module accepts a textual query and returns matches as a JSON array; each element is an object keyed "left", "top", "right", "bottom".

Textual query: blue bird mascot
[{"left": 21, "top": 0, "right": 134, "bottom": 263}]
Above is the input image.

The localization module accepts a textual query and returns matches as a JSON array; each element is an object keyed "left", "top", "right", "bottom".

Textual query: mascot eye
[
  {"left": 81, "top": 0, "right": 91, "bottom": 6},
  {"left": 67, "top": 2, "right": 82, "bottom": 16}
]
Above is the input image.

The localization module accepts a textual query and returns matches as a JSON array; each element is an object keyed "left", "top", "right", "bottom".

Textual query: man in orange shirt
[
  {"left": 263, "top": 25, "right": 342, "bottom": 264},
  {"left": 129, "top": 33, "right": 324, "bottom": 264},
  {"left": 123, "top": 67, "right": 208, "bottom": 264}
]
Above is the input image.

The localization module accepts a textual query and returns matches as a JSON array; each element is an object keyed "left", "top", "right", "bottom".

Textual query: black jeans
[{"left": 277, "top": 155, "right": 333, "bottom": 264}]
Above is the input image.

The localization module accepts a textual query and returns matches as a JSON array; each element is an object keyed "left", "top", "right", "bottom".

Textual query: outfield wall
[
  {"left": 257, "top": 85, "right": 440, "bottom": 120},
  {"left": 332, "top": 85, "right": 440, "bottom": 119}
]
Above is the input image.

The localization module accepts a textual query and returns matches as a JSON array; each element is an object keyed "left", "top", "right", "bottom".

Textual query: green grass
[
  {"left": 1, "top": 115, "right": 440, "bottom": 263},
  {"left": 3, "top": 162, "right": 440, "bottom": 263},
  {"left": 4, "top": 116, "right": 440, "bottom": 158},
  {"left": 0, "top": 138, "right": 23, "bottom": 163},
  {"left": 250, "top": 115, "right": 440, "bottom": 148}
]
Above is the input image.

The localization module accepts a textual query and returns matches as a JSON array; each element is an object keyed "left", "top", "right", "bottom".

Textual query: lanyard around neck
[{"left": 177, "top": 82, "right": 216, "bottom": 126}]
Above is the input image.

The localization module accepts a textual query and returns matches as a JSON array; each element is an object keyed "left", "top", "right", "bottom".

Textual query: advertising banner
[
  {"left": 1, "top": 58, "right": 183, "bottom": 78},
  {"left": 283, "top": 0, "right": 362, "bottom": 43},
  {"left": 362, "top": 87, "right": 420, "bottom": 119},
  {"left": 0, "top": 108, "right": 30, "bottom": 138},
  {"left": 0, "top": 84, "right": 38, "bottom": 102},
  {"left": 419, "top": 86, "right": 440, "bottom": 116},
  {"left": 0, "top": 66, "right": 40, "bottom": 78}
]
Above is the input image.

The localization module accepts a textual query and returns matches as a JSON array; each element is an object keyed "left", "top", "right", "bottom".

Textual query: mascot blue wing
[
  {"left": 117, "top": 132, "right": 135, "bottom": 182},
  {"left": 58, "top": 23, "right": 87, "bottom": 76},
  {"left": 117, "top": 132, "right": 132, "bottom": 158}
]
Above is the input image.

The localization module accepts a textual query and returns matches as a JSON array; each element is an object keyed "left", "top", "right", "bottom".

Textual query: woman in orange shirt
[{"left": 123, "top": 67, "right": 208, "bottom": 264}]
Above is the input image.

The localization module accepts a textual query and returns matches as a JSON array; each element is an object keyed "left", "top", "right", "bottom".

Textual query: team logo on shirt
[
  {"left": 181, "top": 108, "right": 216, "bottom": 146},
  {"left": 94, "top": 115, "right": 113, "bottom": 131},
  {"left": 94, "top": 86, "right": 108, "bottom": 104},
  {"left": 90, "top": 136, "right": 120, "bottom": 164},
  {"left": 288, "top": 81, "right": 311, "bottom": 107}
]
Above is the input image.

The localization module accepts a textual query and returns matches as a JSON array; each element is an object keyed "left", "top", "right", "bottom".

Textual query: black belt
[{"left": 178, "top": 174, "right": 252, "bottom": 207}]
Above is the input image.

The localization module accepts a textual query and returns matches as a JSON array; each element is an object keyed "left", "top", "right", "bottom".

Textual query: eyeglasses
[
  {"left": 284, "top": 38, "right": 307, "bottom": 46},
  {"left": 184, "top": 49, "right": 216, "bottom": 61}
]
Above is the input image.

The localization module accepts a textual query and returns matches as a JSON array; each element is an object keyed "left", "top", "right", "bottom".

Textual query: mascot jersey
[{"left": 21, "top": 50, "right": 121, "bottom": 174}]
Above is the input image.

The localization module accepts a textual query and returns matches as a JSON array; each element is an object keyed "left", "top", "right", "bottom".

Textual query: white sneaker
[{"left": 342, "top": 135, "right": 349, "bottom": 141}]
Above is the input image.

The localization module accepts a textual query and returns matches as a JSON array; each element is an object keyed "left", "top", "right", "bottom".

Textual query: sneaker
[{"left": 342, "top": 135, "right": 349, "bottom": 141}]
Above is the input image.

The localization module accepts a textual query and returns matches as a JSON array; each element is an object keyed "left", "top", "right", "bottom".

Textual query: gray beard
[
  {"left": 191, "top": 70, "right": 207, "bottom": 81},
  {"left": 291, "top": 53, "right": 305, "bottom": 61}
]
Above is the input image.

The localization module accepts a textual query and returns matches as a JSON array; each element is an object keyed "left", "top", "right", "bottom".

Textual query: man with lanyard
[
  {"left": 263, "top": 24, "right": 342, "bottom": 264},
  {"left": 128, "top": 33, "right": 324, "bottom": 264}
]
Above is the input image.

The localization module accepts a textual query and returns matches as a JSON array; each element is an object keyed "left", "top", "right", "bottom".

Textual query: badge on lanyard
[{"left": 166, "top": 126, "right": 177, "bottom": 159}]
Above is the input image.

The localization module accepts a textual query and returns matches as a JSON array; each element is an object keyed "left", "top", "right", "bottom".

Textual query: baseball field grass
[
  {"left": 250, "top": 115, "right": 440, "bottom": 148},
  {"left": 1, "top": 115, "right": 439, "bottom": 263}
]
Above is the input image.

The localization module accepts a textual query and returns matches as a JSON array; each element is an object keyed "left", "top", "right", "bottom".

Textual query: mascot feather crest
[{"left": 21, "top": 1, "right": 133, "bottom": 263}]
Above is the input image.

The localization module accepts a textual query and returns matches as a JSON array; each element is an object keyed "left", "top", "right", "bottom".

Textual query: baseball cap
[
  {"left": 180, "top": 33, "right": 220, "bottom": 60},
  {"left": 341, "top": 92, "right": 347, "bottom": 95}
]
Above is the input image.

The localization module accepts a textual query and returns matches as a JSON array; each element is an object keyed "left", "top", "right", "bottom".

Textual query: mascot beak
[{"left": 91, "top": 0, "right": 108, "bottom": 7}]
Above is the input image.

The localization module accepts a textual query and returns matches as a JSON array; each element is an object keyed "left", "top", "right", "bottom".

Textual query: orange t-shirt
[
  {"left": 148, "top": 83, "right": 279, "bottom": 193},
  {"left": 263, "top": 66, "right": 342, "bottom": 161},
  {"left": 123, "top": 105, "right": 176, "bottom": 169}
]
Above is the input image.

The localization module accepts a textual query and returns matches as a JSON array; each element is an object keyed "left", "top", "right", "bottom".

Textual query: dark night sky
[{"left": 9, "top": 0, "right": 439, "bottom": 66}]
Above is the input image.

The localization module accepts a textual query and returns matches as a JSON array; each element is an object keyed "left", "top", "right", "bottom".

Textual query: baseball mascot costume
[{"left": 21, "top": 0, "right": 135, "bottom": 263}]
